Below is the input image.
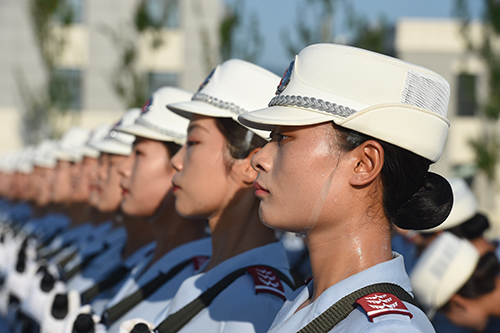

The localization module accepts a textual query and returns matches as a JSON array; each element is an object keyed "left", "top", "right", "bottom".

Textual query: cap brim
[
  {"left": 116, "top": 124, "right": 185, "bottom": 146},
  {"left": 83, "top": 146, "right": 100, "bottom": 159},
  {"left": 238, "top": 105, "right": 334, "bottom": 131},
  {"left": 54, "top": 149, "right": 81, "bottom": 162},
  {"left": 89, "top": 139, "right": 131, "bottom": 156},
  {"left": 167, "top": 100, "right": 233, "bottom": 120}
]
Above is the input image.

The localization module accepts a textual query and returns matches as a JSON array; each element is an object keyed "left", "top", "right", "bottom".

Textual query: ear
[
  {"left": 232, "top": 147, "right": 261, "bottom": 185},
  {"left": 348, "top": 140, "right": 384, "bottom": 187},
  {"left": 448, "top": 294, "right": 469, "bottom": 312}
]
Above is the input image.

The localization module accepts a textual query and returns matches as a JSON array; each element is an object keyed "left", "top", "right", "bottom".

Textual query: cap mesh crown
[{"left": 402, "top": 69, "right": 450, "bottom": 118}]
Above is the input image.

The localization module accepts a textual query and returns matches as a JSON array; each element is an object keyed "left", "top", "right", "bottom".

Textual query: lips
[
  {"left": 172, "top": 181, "right": 180, "bottom": 192},
  {"left": 253, "top": 181, "right": 269, "bottom": 196}
]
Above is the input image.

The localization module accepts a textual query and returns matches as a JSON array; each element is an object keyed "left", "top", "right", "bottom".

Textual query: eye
[
  {"left": 270, "top": 133, "right": 289, "bottom": 145},
  {"left": 186, "top": 139, "right": 199, "bottom": 147}
]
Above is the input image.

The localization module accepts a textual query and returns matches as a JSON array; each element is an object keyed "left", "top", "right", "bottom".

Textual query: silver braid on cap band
[
  {"left": 192, "top": 92, "right": 247, "bottom": 115},
  {"left": 135, "top": 116, "right": 185, "bottom": 142},
  {"left": 269, "top": 95, "right": 357, "bottom": 118}
]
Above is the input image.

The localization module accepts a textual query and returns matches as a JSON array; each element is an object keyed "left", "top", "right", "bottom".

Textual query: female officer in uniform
[
  {"left": 120, "top": 59, "right": 294, "bottom": 333},
  {"left": 95, "top": 87, "right": 211, "bottom": 333},
  {"left": 238, "top": 43, "right": 453, "bottom": 332}
]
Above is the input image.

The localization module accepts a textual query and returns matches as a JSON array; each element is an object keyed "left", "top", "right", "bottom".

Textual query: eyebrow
[{"left": 187, "top": 123, "right": 210, "bottom": 135}]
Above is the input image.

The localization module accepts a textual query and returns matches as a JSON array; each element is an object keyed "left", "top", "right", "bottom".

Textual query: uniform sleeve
[
  {"left": 212, "top": 275, "right": 287, "bottom": 333},
  {"left": 359, "top": 316, "right": 432, "bottom": 333},
  {"left": 221, "top": 293, "right": 286, "bottom": 333}
]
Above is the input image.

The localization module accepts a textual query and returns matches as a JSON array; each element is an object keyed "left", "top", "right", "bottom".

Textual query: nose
[
  {"left": 117, "top": 153, "right": 133, "bottom": 178},
  {"left": 170, "top": 144, "right": 186, "bottom": 172},
  {"left": 251, "top": 143, "right": 271, "bottom": 173}
]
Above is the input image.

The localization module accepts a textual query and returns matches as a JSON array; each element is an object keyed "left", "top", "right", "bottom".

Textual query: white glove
[
  {"left": 119, "top": 318, "right": 155, "bottom": 333},
  {"left": 62, "top": 304, "right": 101, "bottom": 333},
  {"left": 41, "top": 289, "right": 81, "bottom": 333},
  {"left": 95, "top": 323, "right": 108, "bottom": 333},
  {"left": 22, "top": 272, "right": 66, "bottom": 323},
  {"left": 4, "top": 256, "right": 38, "bottom": 301}
]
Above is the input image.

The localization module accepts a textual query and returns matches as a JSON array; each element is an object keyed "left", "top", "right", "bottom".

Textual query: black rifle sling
[
  {"left": 297, "top": 282, "right": 419, "bottom": 333},
  {"left": 100, "top": 258, "right": 193, "bottom": 326},
  {"left": 154, "top": 265, "right": 294, "bottom": 333},
  {"left": 80, "top": 265, "right": 131, "bottom": 304},
  {"left": 63, "top": 244, "right": 109, "bottom": 281}
]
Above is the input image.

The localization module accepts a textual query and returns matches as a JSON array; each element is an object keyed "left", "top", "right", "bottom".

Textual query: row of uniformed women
[
  {"left": 116, "top": 43, "right": 453, "bottom": 333},
  {"left": 1, "top": 42, "right": 459, "bottom": 332}
]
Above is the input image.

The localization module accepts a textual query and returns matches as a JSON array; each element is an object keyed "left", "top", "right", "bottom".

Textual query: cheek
[
  {"left": 126, "top": 163, "right": 173, "bottom": 216},
  {"left": 175, "top": 150, "right": 228, "bottom": 216},
  {"left": 261, "top": 147, "right": 337, "bottom": 231}
]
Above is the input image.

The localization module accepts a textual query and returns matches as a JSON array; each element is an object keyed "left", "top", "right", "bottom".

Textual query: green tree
[
  {"left": 103, "top": 0, "right": 177, "bottom": 109},
  {"left": 282, "top": 0, "right": 342, "bottom": 58},
  {"left": 282, "top": 0, "right": 393, "bottom": 60},
  {"left": 198, "top": 0, "right": 263, "bottom": 74},
  {"left": 17, "top": 0, "right": 76, "bottom": 143},
  {"left": 455, "top": 0, "right": 500, "bottom": 180}
]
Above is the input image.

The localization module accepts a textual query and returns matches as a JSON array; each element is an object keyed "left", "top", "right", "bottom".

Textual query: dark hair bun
[{"left": 392, "top": 172, "right": 453, "bottom": 230}]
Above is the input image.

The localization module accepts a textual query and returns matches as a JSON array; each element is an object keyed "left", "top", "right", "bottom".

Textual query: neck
[
  {"left": 307, "top": 211, "right": 392, "bottom": 303},
  {"left": 32, "top": 205, "right": 48, "bottom": 218},
  {"left": 204, "top": 188, "right": 276, "bottom": 271},
  {"left": 90, "top": 207, "right": 113, "bottom": 226},
  {"left": 149, "top": 197, "right": 207, "bottom": 265},
  {"left": 121, "top": 213, "right": 154, "bottom": 260},
  {"left": 66, "top": 202, "right": 91, "bottom": 227}
]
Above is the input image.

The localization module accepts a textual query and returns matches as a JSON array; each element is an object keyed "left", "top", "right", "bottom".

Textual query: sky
[{"left": 238, "top": 0, "right": 485, "bottom": 74}]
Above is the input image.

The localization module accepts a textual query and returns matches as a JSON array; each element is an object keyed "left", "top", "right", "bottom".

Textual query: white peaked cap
[
  {"left": 16, "top": 146, "right": 36, "bottom": 174},
  {"left": 83, "top": 124, "right": 112, "bottom": 158},
  {"left": 90, "top": 109, "right": 140, "bottom": 156},
  {"left": 410, "top": 232, "right": 479, "bottom": 318},
  {"left": 116, "top": 87, "right": 192, "bottom": 145},
  {"left": 54, "top": 127, "right": 91, "bottom": 162},
  {"left": 167, "top": 59, "right": 280, "bottom": 139},
  {"left": 0, "top": 151, "right": 20, "bottom": 174},
  {"left": 421, "top": 177, "right": 477, "bottom": 233},
  {"left": 34, "top": 140, "right": 58, "bottom": 169},
  {"left": 239, "top": 44, "right": 451, "bottom": 162}
]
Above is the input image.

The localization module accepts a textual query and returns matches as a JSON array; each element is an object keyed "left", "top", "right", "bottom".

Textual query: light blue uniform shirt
[
  {"left": 268, "top": 253, "right": 435, "bottom": 333},
  {"left": 106, "top": 237, "right": 212, "bottom": 333},
  {"left": 153, "top": 241, "right": 294, "bottom": 333}
]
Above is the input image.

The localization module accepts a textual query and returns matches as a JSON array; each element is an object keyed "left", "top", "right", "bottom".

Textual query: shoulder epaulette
[
  {"left": 191, "top": 255, "right": 209, "bottom": 271},
  {"left": 355, "top": 292, "right": 413, "bottom": 322},
  {"left": 247, "top": 265, "right": 286, "bottom": 300}
]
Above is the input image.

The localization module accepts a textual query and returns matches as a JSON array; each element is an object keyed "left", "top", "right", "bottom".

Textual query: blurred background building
[{"left": 0, "top": 0, "right": 220, "bottom": 150}]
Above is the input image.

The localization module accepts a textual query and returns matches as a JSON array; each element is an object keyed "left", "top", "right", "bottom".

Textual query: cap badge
[
  {"left": 141, "top": 98, "right": 152, "bottom": 114},
  {"left": 198, "top": 67, "right": 216, "bottom": 92},
  {"left": 275, "top": 60, "right": 294, "bottom": 95}
]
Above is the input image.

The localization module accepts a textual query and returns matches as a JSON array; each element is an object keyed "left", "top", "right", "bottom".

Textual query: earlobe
[{"left": 349, "top": 140, "right": 384, "bottom": 187}]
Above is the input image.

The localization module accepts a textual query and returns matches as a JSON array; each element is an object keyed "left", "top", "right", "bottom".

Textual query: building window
[
  {"left": 457, "top": 73, "right": 477, "bottom": 116},
  {"left": 53, "top": 0, "right": 84, "bottom": 24},
  {"left": 146, "top": 0, "right": 179, "bottom": 29},
  {"left": 51, "top": 68, "right": 83, "bottom": 111},
  {"left": 148, "top": 72, "right": 179, "bottom": 95}
]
